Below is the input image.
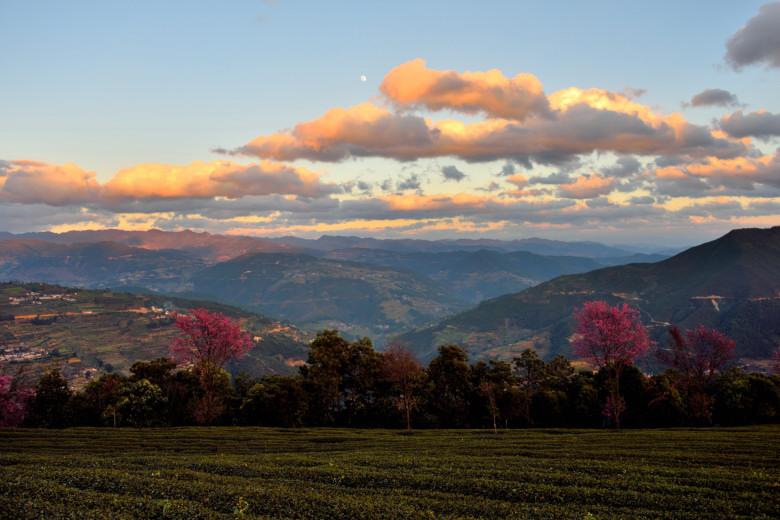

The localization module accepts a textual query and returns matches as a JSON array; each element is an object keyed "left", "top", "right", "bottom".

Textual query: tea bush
[{"left": 1, "top": 426, "right": 777, "bottom": 519}]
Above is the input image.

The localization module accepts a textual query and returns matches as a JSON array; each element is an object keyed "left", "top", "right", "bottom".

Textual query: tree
[
  {"left": 302, "top": 330, "right": 382, "bottom": 426},
  {"left": 239, "top": 375, "right": 307, "bottom": 427},
  {"left": 0, "top": 367, "right": 34, "bottom": 428},
  {"left": 426, "top": 344, "right": 472, "bottom": 427},
  {"left": 80, "top": 372, "right": 128, "bottom": 427},
  {"left": 660, "top": 325, "right": 736, "bottom": 424},
  {"left": 381, "top": 338, "right": 423, "bottom": 431},
  {"left": 169, "top": 308, "right": 255, "bottom": 425},
  {"left": 712, "top": 368, "right": 780, "bottom": 425},
  {"left": 24, "top": 368, "right": 73, "bottom": 428},
  {"left": 472, "top": 361, "right": 516, "bottom": 433},
  {"left": 513, "top": 348, "right": 545, "bottom": 419},
  {"left": 572, "top": 301, "right": 653, "bottom": 430},
  {"left": 771, "top": 345, "right": 780, "bottom": 376},
  {"left": 116, "top": 379, "right": 167, "bottom": 427}
]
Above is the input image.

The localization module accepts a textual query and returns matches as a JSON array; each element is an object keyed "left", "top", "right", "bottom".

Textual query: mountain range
[
  {"left": 1, "top": 227, "right": 777, "bottom": 371},
  {"left": 402, "top": 226, "right": 780, "bottom": 365},
  {"left": 0, "top": 229, "right": 667, "bottom": 337}
]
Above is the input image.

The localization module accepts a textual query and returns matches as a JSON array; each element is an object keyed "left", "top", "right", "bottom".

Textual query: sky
[{"left": 1, "top": 1, "right": 779, "bottom": 247}]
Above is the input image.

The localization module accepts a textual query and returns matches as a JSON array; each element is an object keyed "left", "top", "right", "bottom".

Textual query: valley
[{"left": 1, "top": 226, "right": 778, "bottom": 380}]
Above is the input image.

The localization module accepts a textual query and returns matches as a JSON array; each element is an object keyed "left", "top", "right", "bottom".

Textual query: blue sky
[{"left": 1, "top": 1, "right": 778, "bottom": 246}]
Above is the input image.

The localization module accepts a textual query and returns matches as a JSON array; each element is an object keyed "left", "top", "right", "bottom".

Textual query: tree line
[{"left": 2, "top": 304, "right": 780, "bottom": 429}]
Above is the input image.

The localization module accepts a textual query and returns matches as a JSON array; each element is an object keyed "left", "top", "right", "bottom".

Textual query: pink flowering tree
[
  {"left": 170, "top": 308, "right": 255, "bottom": 424},
  {"left": 0, "top": 369, "right": 34, "bottom": 428},
  {"left": 572, "top": 301, "right": 654, "bottom": 430},
  {"left": 661, "top": 325, "right": 735, "bottom": 423}
]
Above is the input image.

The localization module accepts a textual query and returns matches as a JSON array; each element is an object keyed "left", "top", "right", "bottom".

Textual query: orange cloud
[
  {"left": 506, "top": 174, "right": 528, "bottom": 188},
  {"left": 239, "top": 103, "right": 433, "bottom": 161},
  {"left": 558, "top": 175, "right": 616, "bottom": 199},
  {"left": 2, "top": 159, "right": 339, "bottom": 207},
  {"left": 234, "top": 63, "right": 746, "bottom": 164},
  {"left": 0, "top": 160, "right": 100, "bottom": 205},
  {"left": 379, "top": 58, "right": 550, "bottom": 120},
  {"left": 104, "top": 160, "right": 336, "bottom": 200}
]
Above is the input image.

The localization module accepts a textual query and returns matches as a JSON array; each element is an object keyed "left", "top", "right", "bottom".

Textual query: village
[{"left": 8, "top": 290, "right": 78, "bottom": 306}]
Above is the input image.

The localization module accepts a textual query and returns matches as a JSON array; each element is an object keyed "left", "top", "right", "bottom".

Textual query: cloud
[
  {"left": 1, "top": 159, "right": 339, "bottom": 211},
  {"left": 628, "top": 196, "right": 656, "bottom": 205},
  {"left": 528, "top": 171, "right": 572, "bottom": 185},
  {"left": 225, "top": 63, "right": 747, "bottom": 167},
  {"left": 498, "top": 162, "right": 515, "bottom": 176},
  {"left": 441, "top": 165, "right": 466, "bottom": 182},
  {"left": 719, "top": 110, "right": 780, "bottom": 139},
  {"left": 603, "top": 156, "right": 642, "bottom": 178},
  {"left": 687, "top": 88, "right": 741, "bottom": 108},
  {"left": 0, "top": 160, "right": 101, "bottom": 205},
  {"left": 103, "top": 160, "right": 339, "bottom": 201},
  {"left": 725, "top": 2, "right": 780, "bottom": 70},
  {"left": 558, "top": 174, "right": 617, "bottom": 199},
  {"left": 234, "top": 103, "right": 434, "bottom": 162},
  {"left": 233, "top": 96, "right": 746, "bottom": 165},
  {"left": 396, "top": 174, "right": 423, "bottom": 192},
  {"left": 506, "top": 175, "right": 528, "bottom": 189},
  {"left": 648, "top": 152, "right": 780, "bottom": 197},
  {"left": 379, "top": 59, "right": 551, "bottom": 121}
]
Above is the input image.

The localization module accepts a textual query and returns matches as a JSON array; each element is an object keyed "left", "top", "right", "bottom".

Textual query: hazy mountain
[
  {"left": 0, "top": 239, "right": 208, "bottom": 293},
  {"left": 190, "top": 252, "right": 468, "bottom": 335},
  {"left": 0, "top": 229, "right": 304, "bottom": 262},
  {"left": 403, "top": 227, "right": 780, "bottom": 363},
  {"left": 323, "top": 248, "right": 605, "bottom": 302},
  {"left": 267, "top": 235, "right": 650, "bottom": 257}
]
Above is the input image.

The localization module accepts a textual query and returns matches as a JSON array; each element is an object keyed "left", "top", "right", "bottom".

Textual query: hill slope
[
  {"left": 0, "top": 282, "right": 313, "bottom": 386},
  {"left": 323, "top": 248, "right": 604, "bottom": 302},
  {"left": 404, "top": 227, "right": 780, "bottom": 363},
  {"left": 190, "top": 252, "right": 469, "bottom": 335}
]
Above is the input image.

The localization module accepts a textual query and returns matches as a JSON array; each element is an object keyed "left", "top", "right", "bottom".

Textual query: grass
[{"left": 1, "top": 426, "right": 778, "bottom": 519}]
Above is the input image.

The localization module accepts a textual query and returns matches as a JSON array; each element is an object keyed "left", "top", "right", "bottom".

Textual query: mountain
[
  {"left": 0, "top": 229, "right": 304, "bottom": 262},
  {"left": 322, "top": 248, "right": 604, "bottom": 303},
  {"left": 0, "top": 239, "right": 208, "bottom": 293},
  {"left": 0, "top": 282, "right": 313, "bottom": 386},
  {"left": 267, "top": 234, "right": 644, "bottom": 257},
  {"left": 403, "top": 227, "right": 780, "bottom": 364},
  {"left": 189, "top": 252, "right": 468, "bottom": 335}
]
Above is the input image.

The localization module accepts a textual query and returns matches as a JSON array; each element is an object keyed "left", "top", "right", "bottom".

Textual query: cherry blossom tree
[
  {"left": 660, "top": 325, "right": 736, "bottom": 423},
  {"left": 572, "top": 301, "right": 653, "bottom": 430},
  {"left": 170, "top": 308, "right": 255, "bottom": 424},
  {"left": 0, "top": 370, "right": 34, "bottom": 428}
]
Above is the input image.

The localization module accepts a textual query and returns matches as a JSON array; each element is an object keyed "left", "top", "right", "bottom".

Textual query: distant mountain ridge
[
  {"left": 403, "top": 226, "right": 780, "bottom": 364},
  {"left": 190, "top": 252, "right": 468, "bottom": 334},
  {"left": 0, "top": 229, "right": 304, "bottom": 261},
  {"left": 322, "top": 248, "right": 605, "bottom": 302},
  {"left": 266, "top": 234, "right": 663, "bottom": 258},
  {"left": 0, "top": 229, "right": 680, "bottom": 258}
]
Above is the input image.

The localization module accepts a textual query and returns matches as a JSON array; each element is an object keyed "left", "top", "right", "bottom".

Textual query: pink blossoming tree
[
  {"left": 170, "top": 308, "right": 255, "bottom": 424},
  {"left": 0, "top": 369, "right": 34, "bottom": 428},
  {"left": 572, "top": 301, "right": 654, "bottom": 430}
]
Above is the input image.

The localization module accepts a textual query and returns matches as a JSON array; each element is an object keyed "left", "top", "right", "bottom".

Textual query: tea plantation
[{"left": 1, "top": 426, "right": 778, "bottom": 519}]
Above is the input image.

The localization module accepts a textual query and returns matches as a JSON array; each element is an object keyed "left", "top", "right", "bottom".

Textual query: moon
[{"left": 360, "top": 75, "right": 367, "bottom": 82}]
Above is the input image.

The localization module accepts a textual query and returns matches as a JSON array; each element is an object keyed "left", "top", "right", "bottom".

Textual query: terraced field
[{"left": 1, "top": 427, "right": 777, "bottom": 519}]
